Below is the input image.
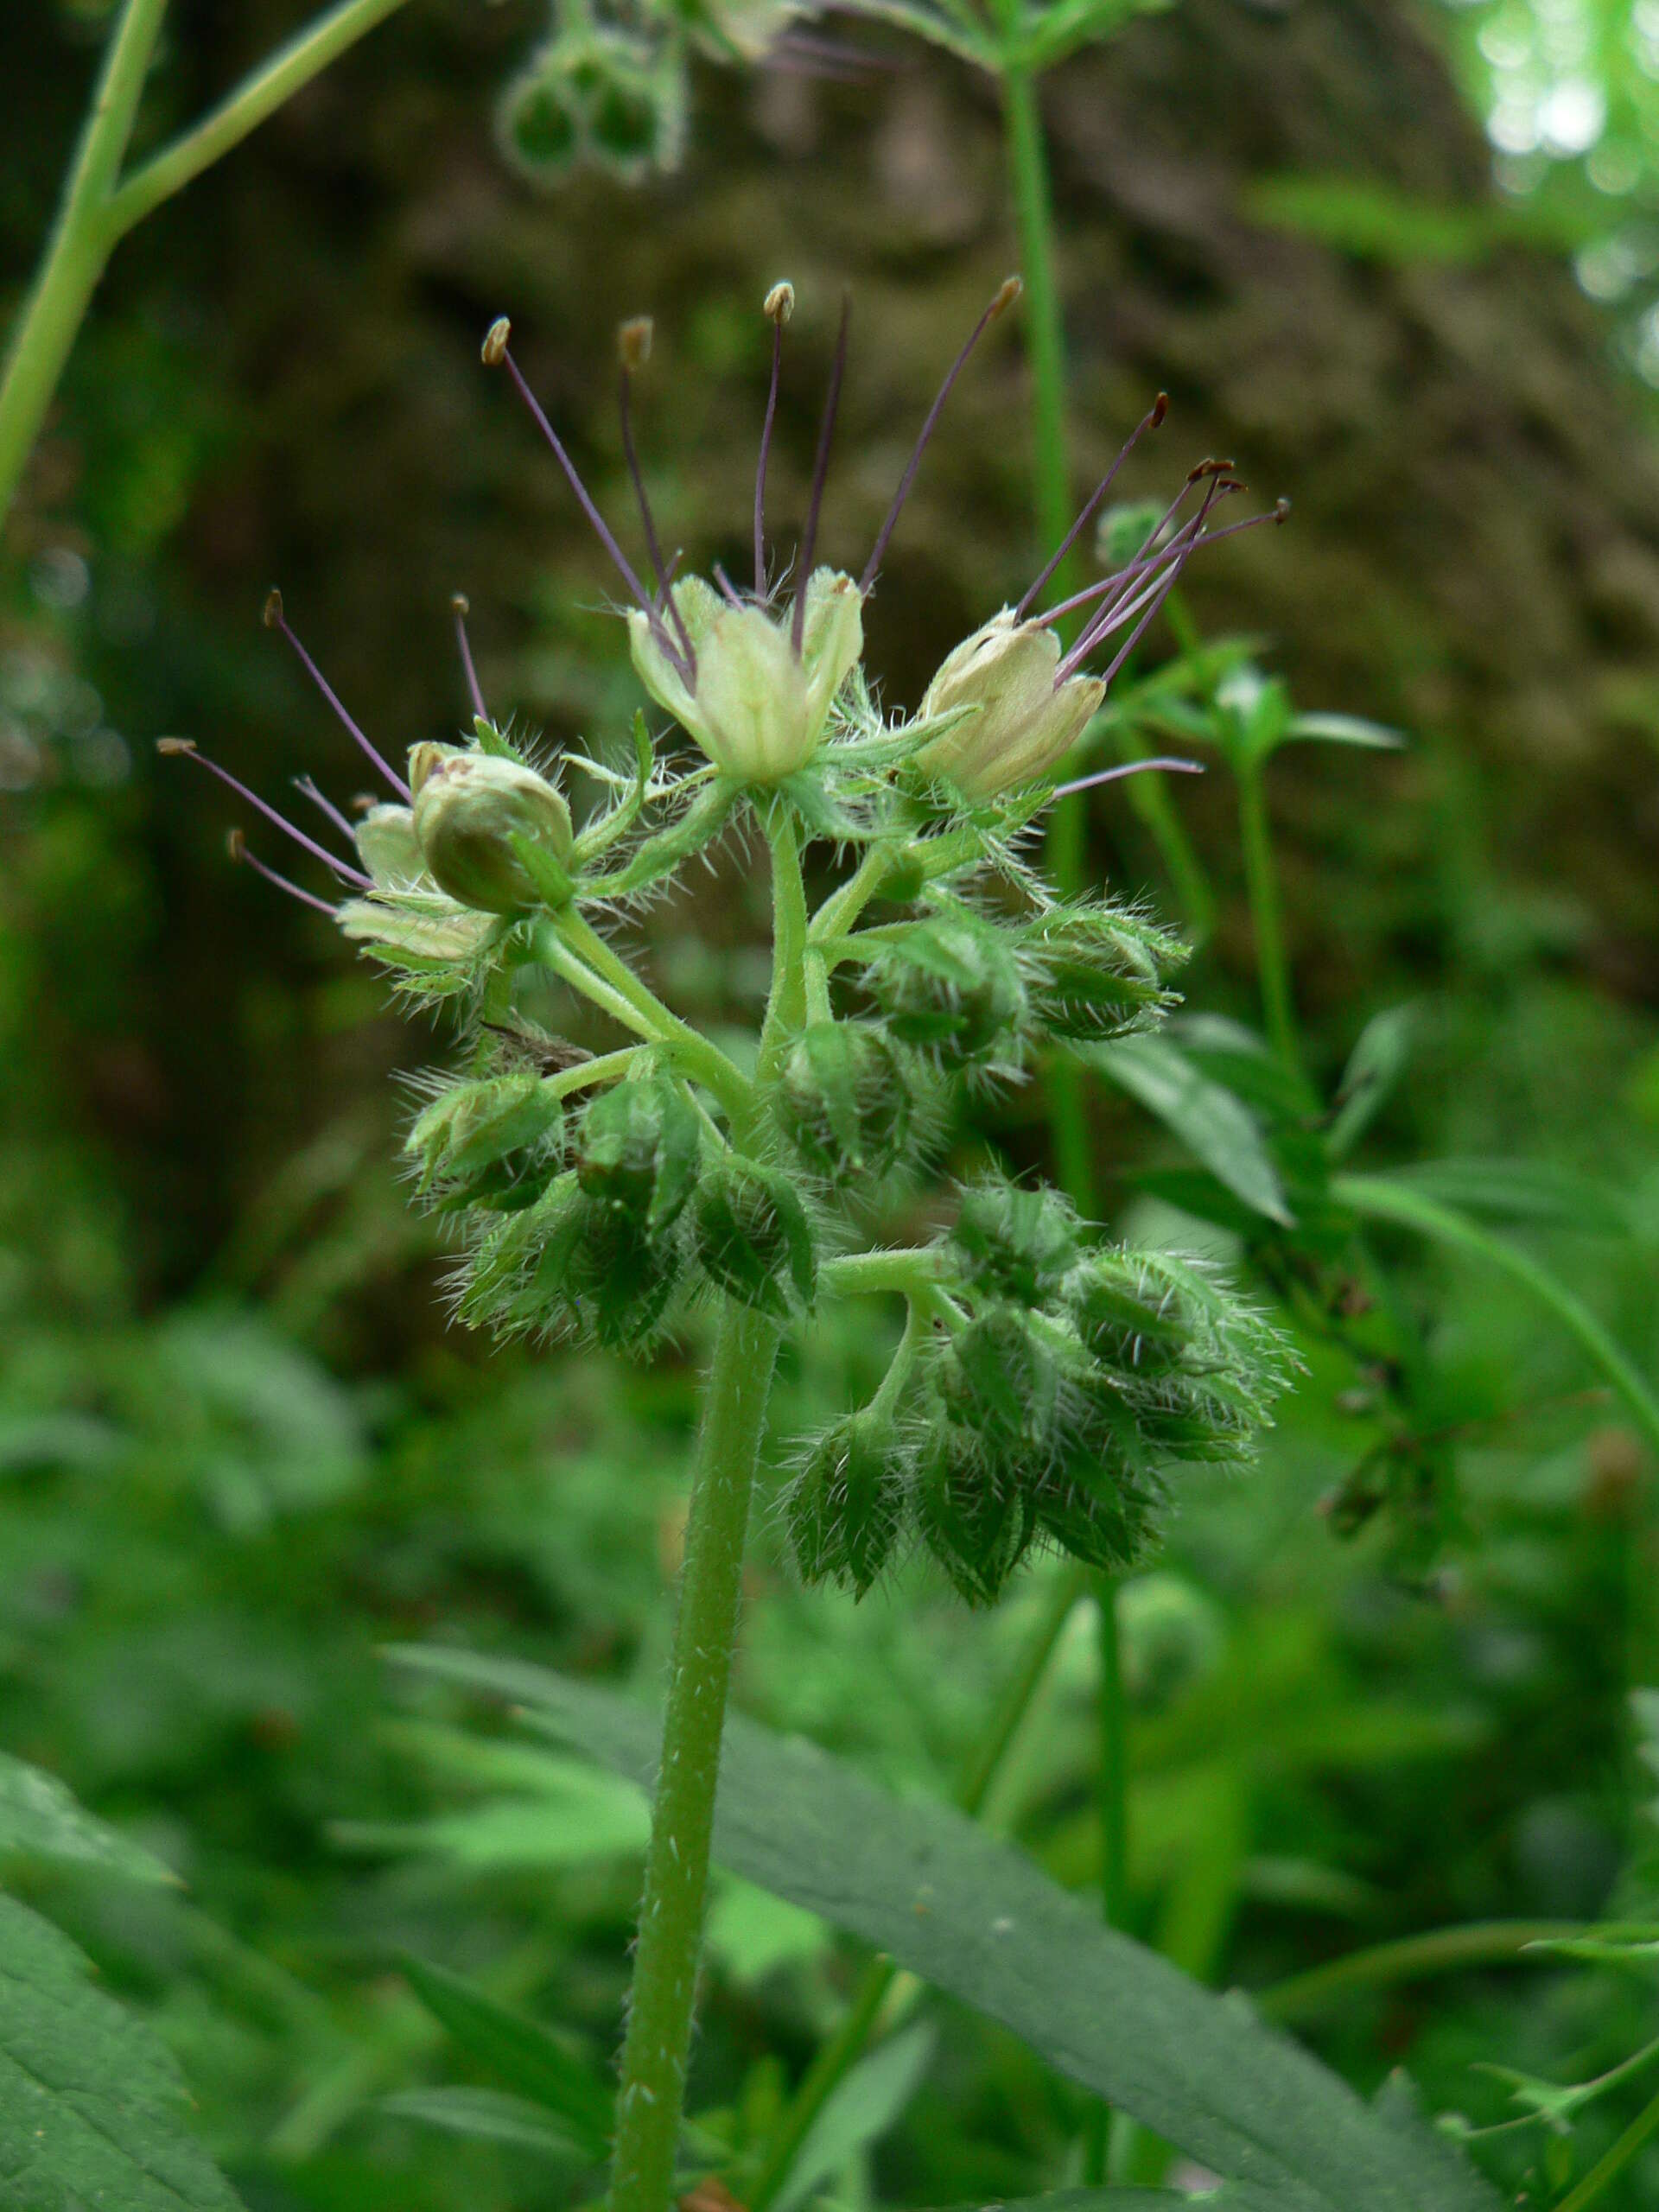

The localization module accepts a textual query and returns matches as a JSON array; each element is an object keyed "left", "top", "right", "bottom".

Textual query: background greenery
[{"left": 3, "top": 0, "right": 1659, "bottom": 2205}]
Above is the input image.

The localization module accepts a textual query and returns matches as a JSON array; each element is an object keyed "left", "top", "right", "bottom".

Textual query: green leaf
[
  {"left": 1281, "top": 712, "right": 1405, "bottom": 753},
  {"left": 0, "top": 1752, "right": 178, "bottom": 1885},
  {"left": 1373, "top": 1158, "right": 1633, "bottom": 1237},
  {"left": 1326, "top": 1005, "right": 1419, "bottom": 1160},
  {"left": 771, "top": 2023, "right": 937, "bottom": 2212},
  {"left": 1085, "top": 1034, "right": 1293, "bottom": 1225},
  {"left": 391, "top": 1650, "right": 1501, "bottom": 2212},
  {"left": 379, "top": 2084, "right": 591, "bottom": 2161},
  {"left": 924, "top": 2192, "right": 1296, "bottom": 2211},
  {"left": 0, "top": 1892, "right": 245, "bottom": 2211},
  {"left": 398, "top": 1956, "right": 614, "bottom": 2158}
]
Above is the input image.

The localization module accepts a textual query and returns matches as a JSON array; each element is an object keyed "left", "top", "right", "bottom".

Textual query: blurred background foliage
[{"left": 3, "top": 0, "right": 1659, "bottom": 2204}]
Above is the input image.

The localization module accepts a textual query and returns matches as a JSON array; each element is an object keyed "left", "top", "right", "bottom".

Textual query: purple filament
[
  {"left": 166, "top": 745, "right": 372, "bottom": 887},
  {"left": 1013, "top": 391, "right": 1168, "bottom": 621},
  {"left": 792, "top": 294, "right": 849, "bottom": 656},
  {"left": 1050, "top": 756, "right": 1203, "bottom": 801},
  {"left": 619, "top": 366, "right": 696, "bottom": 673},
  {"left": 271, "top": 608, "right": 410, "bottom": 800},
  {"left": 755, "top": 312, "right": 785, "bottom": 600}
]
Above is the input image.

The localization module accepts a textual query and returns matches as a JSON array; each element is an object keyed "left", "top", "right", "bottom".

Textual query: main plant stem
[
  {"left": 1236, "top": 756, "right": 1300, "bottom": 1072},
  {"left": 608, "top": 1298, "right": 783, "bottom": 2212},
  {"left": 0, "top": 0, "right": 413, "bottom": 530},
  {"left": 0, "top": 0, "right": 168, "bottom": 519}
]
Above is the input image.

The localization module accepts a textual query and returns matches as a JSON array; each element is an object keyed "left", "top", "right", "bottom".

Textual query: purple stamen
[
  {"left": 262, "top": 589, "right": 410, "bottom": 800},
  {"left": 483, "top": 319, "right": 690, "bottom": 683},
  {"left": 618, "top": 324, "right": 696, "bottom": 674},
  {"left": 711, "top": 562, "right": 747, "bottom": 610},
  {"left": 1050, "top": 756, "right": 1203, "bottom": 802},
  {"left": 755, "top": 283, "right": 791, "bottom": 599},
  {"left": 792, "top": 293, "right": 849, "bottom": 656},
  {"left": 1058, "top": 475, "right": 1238, "bottom": 678},
  {"left": 227, "top": 827, "right": 340, "bottom": 915},
  {"left": 294, "top": 773, "right": 360, "bottom": 846},
  {"left": 158, "top": 738, "right": 372, "bottom": 887},
  {"left": 1013, "top": 390, "right": 1167, "bottom": 622},
  {"left": 1033, "top": 505, "right": 1217, "bottom": 632},
  {"left": 451, "top": 594, "right": 488, "bottom": 722},
  {"left": 859, "top": 276, "right": 1022, "bottom": 598}
]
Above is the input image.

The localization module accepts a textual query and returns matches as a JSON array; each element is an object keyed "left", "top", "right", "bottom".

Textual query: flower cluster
[{"left": 163, "top": 278, "right": 1291, "bottom": 1603}]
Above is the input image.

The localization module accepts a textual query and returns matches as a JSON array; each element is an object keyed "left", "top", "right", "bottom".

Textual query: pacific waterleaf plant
[{"left": 164, "top": 283, "right": 1294, "bottom": 2212}]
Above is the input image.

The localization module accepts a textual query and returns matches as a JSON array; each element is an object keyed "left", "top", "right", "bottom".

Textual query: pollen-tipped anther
[
  {"left": 481, "top": 316, "right": 512, "bottom": 366},
  {"left": 989, "top": 275, "right": 1023, "bottom": 319},
  {"left": 764, "top": 282, "right": 795, "bottom": 325},
  {"left": 159, "top": 737, "right": 372, "bottom": 887},
  {"left": 262, "top": 588, "right": 283, "bottom": 630},
  {"left": 619, "top": 316, "right": 653, "bottom": 372}
]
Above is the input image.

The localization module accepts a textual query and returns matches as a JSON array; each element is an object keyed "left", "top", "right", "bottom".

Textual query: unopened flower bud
[
  {"left": 628, "top": 568, "right": 861, "bottom": 785},
  {"left": 936, "top": 1306, "right": 1057, "bottom": 1459},
  {"left": 777, "top": 1021, "right": 911, "bottom": 1185},
  {"left": 869, "top": 913, "right": 1027, "bottom": 1066},
  {"left": 410, "top": 747, "right": 574, "bottom": 914},
  {"left": 1022, "top": 901, "right": 1186, "bottom": 1043},
  {"left": 951, "top": 1179, "right": 1079, "bottom": 1308},
  {"left": 913, "top": 610, "right": 1103, "bottom": 800},
  {"left": 575, "top": 1075, "right": 702, "bottom": 1236},
  {"left": 1095, "top": 498, "right": 1168, "bottom": 571},
  {"left": 692, "top": 1158, "right": 817, "bottom": 1316},
  {"left": 915, "top": 1433, "right": 1034, "bottom": 1609},
  {"left": 785, "top": 1415, "right": 910, "bottom": 1598},
  {"left": 406, "top": 1071, "right": 563, "bottom": 1210}
]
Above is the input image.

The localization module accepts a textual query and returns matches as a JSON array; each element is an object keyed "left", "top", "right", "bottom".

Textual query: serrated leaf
[
  {"left": 772, "top": 2023, "right": 937, "bottom": 2212},
  {"left": 1085, "top": 1034, "right": 1293, "bottom": 1226},
  {"left": 0, "top": 1893, "right": 244, "bottom": 2211},
  {"left": 380, "top": 2084, "right": 591, "bottom": 2161},
  {"left": 398, "top": 1957, "right": 614, "bottom": 2157},
  {"left": 390, "top": 1650, "right": 1501, "bottom": 2212},
  {"left": 0, "top": 1752, "right": 177, "bottom": 1886}
]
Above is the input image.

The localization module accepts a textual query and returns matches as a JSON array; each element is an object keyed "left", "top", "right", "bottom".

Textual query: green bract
[
  {"left": 627, "top": 569, "right": 862, "bottom": 784},
  {"left": 783, "top": 1414, "right": 910, "bottom": 1598}
]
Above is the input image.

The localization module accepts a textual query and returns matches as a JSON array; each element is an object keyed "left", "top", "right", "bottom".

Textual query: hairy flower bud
[
  {"left": 692, "top": 1158, "right": 817, "bottom": 1316},
  {"left": 915, "top": 1433, "right": 1034, "bottom": 1609},
  {"left": 868, "top": 914, "right": 1027, "bottom": 1066},
  {"left": 575, "top": 1075, "right": 702, "bottom": 1235},
  {"left": 951, "top": 1178, "right": 1079, "bottom": 1308},
  {"left": 935, "top": 1305, "right": 1058, "bottom": 1460},
  {"left": 1022, "top": 902, "right": 1186, "bottom": 1043},
  {"left": 784, "top": 1415, "right": 910, "bottom": 1598},
  {"left": 406, "top": 1071, "right": 563, "bottom": 1211},
  {"left": 776, "top": 1021, "right": 912, "bottom": 1185},
  {"left": 628, "top": 569, "right": 861, "bottom": 784},
  {"left": 410, "top": 746, "right": 575, "bottom": 914},
  {"left": 912, "top": 610, "right": 1104, "bottom": 801}
]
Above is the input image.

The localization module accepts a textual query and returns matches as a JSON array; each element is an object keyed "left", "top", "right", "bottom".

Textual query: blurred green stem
[
  {"left": 1236, "top": 755, "right": 1300, "bottom": 1071},
  {"left": 1254, "top": 1919, "right": 1658, "bottom": 2024},
  {"left": 1335, "top": 1174, "right": 1659, "bottom": 1461},
  {"left": 1081, "top": 1573, "right": 1128, "bottom": 2183},
  {"left": 749, "top": 1567, "right": 1087, "bottom": 2211},
  {"left": 0, "top": 0, "right": 413, "bottom": 530},
  {"left": 607, "top": 1300, "right": 783, "bottom": 2212},
  {"left": 1554, "top": 2079, "right": 1659, "bottom": 2212}
]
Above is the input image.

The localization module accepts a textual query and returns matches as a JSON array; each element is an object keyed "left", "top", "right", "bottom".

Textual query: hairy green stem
[
  {"left": 759, "top": 809, "right": 810, "bottom": 1080},
  {"left": 608, "top": 1299, "right": 783, "bottom": 2212},
  {"left": 1236, "top": 756, "right": 1300, "bottom": 1071},
  {"left": 820, "top": 1249, "right": 944, "bottom": 1301},
  {"left": 552, "top": 909, "right": 751, "bottom": 1125},
  {"left": 0, "top": 0, "right": 415, "bottom": 529},
  {"left": 750, "top": 1568, "right": 1086, "bottom": 2211},
  {"left": 1334, "top": 1174, "right": 1659, "bottom": 1461},
  {"left": 1255, "top": 1919, "right": 1659, "bottom": 2024}
]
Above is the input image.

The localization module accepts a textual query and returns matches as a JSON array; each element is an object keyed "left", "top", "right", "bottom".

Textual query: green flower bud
[
  {"left": 355, "top": 802, "right": 426, "bottom": 888},
  {"left": 935, "top": 1305, "right": 1058, "bottom": 1459},
  {"left": 628, "top": 569, "right": 862, "bottom": 785},
  {"left": 1032, "top": 1452, "right": 1163, "bottom": 1576},
  {"left": 915, "top": 1433, "right": 1034, "bottom": 1608},
  {"left": 868, "top": 914, "right": 1027, "bottom": 1066},
  {"left": 912, "top": 610, "right": 1104, "bottom": 801},
  {"left": 784, "top": 1415, "right": 910, "bottom": 1598},
  {"left": 569, "top": 1197, "right": 686, "bottom": 1349},
  {"left": 575, "top": 1076, "right": 702, "bottom": 1235},
  {"left": 406, "top": 1071, "right": 563, "bottom": 1211},
  {"left": 776, "top": 1022, "right": 912, "bottom": 1185},
  {"left": 692, "top": 1158, "right": 817, "bottom": 1316},
  {"left": 1095, "top": 499, "right": 1167, "bottom": 572},
  {"left": 410, "top": 746, "right": 575, "bottom": 915},
  {"left": 950, "top": 1178, "right": 1079, "bottom": 1308},
  {"left": 1022, "top": 902, "right": 1187, "bottom": 1044}
]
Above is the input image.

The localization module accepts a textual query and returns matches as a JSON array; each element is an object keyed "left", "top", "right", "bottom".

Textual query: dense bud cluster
[{"left": 167, "top": 281, "right": 1292, "bottom": 1609}]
